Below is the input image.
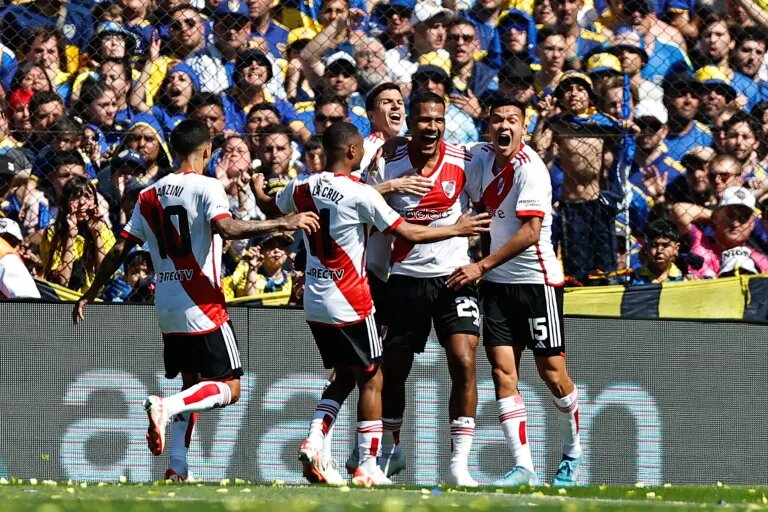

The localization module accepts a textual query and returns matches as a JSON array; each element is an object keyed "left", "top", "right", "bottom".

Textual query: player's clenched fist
[
  {"left": 453, "top": 210, "right": 491, "bottom": 237},
  {"left": 282, "top": 212, "right": 321, "bottom": 234}
]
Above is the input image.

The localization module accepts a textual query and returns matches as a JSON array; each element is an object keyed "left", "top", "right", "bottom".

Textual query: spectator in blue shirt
[
  {"left": 0, "top": 42, "right": 18, "bottom": 96},
  {"left": 1, "top": 0, "right": 94, "bottom": 54},
  {"left": 246, "top": 0, "right": 289, "bottom": 58},
  {"left": 662, "top": 74, "right": 713, "bottom": 161}
]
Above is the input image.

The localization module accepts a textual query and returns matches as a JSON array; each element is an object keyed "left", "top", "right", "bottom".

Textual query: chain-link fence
[{"left": 1, "top": 0, "right": 768, "bottom": 297}]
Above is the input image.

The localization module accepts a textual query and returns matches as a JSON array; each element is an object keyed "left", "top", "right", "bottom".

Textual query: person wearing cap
[
  {"left": 446, "top": 18, "right": 499, "bottom": 119},
  {"left": 323, "top": 52, "right": 368, "bottom": 117},
  {"left": 211, "top": 0, "right": 254, "bottom": 61},
  {"left": 692, "top": 13, "right": 761, "bottom": 110},
  {"left": 585, "top": 52, "right": 621, "bottom": 86},
  {"left": 532, "top": 70, "right": 624, "bottom": 283},
  {"left": 411, "top": 53, "right": 479, "bottom": 143},
  {"left": 223, "top": 231, "right": 295, "bottom": 302},
  {"left": 662, "top": 73, "right": 714, "bottom": 161},
  {"left": 0, "top": 217, "right": 40, "bottom": 299},
  {"left": 662, "top": 145, "right": 715, "bottom": 204},
  {"left": 606, "top": 28, "right": 663, "bottom": 103},
  {"left": 695, "top": 65, "right": 740, "bottom": 126},
  {"left": 375, "top": 0, "right": 415, "bottom": 50},
  {"left": 1, "top": 0, "right": 94, "bottom": 56},
  {"left": 86, "top": 21, "right": 141, "bottom": 63},
  {"left": 685, "top": 186, "right": 768, "bottom": 278},
  {"left": 96, "top": 148, "right": 147, "bottom": 228},
  {"left": 459, "top": 0, "right": 504, "bottom": 68},
  {"left": 629, "top": 219, "right": 685, "bottom": 284},
  {"left": 497, "top": 9, "right": 537, "bottom": 65},
  {"left": 224, "top": 49, "right": 312, "bottom": 142},
  {"left": 629, "top": 100, "right": 686, "bottom": 195},
  {"left": 383, "top": 3, "right": 453, "bottom": 96}
]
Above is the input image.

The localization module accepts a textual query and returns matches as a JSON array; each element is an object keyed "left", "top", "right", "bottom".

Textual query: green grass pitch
[{"left": 1, "top": 481, "right": 768, "bottom": 512}]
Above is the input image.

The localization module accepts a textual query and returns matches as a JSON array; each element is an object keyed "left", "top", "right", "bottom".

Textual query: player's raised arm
[
  {"left": 393, "top": 210, "right": 491, "bottom": 243},
  {"left": 72, "top": 237, "right": 137, "bottom": 324},
  {"left": 213, "top": 212, "right": 319, "bottom": 239}
]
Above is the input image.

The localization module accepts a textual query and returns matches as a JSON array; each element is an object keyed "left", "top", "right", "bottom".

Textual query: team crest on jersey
[{"left": 442, "top": 180, "right": 457, "bottom": 199}]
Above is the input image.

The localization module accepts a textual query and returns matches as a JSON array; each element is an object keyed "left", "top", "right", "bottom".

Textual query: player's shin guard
[
  {"left": 552, "top": 388, "right": 582, "bottom": 459},
  {"left": 357, "top": 420, "right": 383, "bottom": 466},
  {"left": 381, "top": 417, "right": 403, "bottom": 456},
  {"left": 307, "top": 399, "right": 341, "bottom": 451},
  {"left": 449, "top": 417, "right": 475, "bottom": 469},
  {"left": 168, "top": 411, "right": 198, "bottom": 478},
  {"left": 163, "top": 381, "right": 232, "bottom": 418},
  {"left": 498, "top": 395, "right": 535, "bottom": 472}
]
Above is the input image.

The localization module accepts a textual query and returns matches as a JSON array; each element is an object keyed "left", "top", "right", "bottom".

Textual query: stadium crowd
[{"left": 2, "top": 0, "right": 768, "bottom": 300}]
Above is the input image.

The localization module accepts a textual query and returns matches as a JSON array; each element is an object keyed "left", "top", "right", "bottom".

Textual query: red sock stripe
[
  {"left": 321, "top": 414, "right": 334, "bottom": 435},
  {"left": 451, "top": 427, "right": 475, "bottom": 436},
  {"left": 369, "top": 437, "right": 380, "bottom": 456},
  {"left": 554, "top": 401, "right": 578, "bottom": 414},
  {"left": 357, "top": 426, "right": 384, "bottom": 433},
  {"left": 519, "top": 421, "right": 527, "bottom": 445},
  {"left": 499, "top": 410, "right": 527, "bottom": 422},
  {"left": 183, "top": 383, "right": 221, "bottom": 406},
  {"left": 575, "top": 410, "right": 580, "bottom": 432}
]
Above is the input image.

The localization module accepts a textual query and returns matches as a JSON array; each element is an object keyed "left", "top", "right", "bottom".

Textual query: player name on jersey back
[
  {"left": 121, "top": 172, "right": 232, "bottom": 334},
  {"left": 275, "top": 171, "right": 403, "bottom": 325},
  {"left": 467, "top": 143, "right": 565, "bottom": 286},
  {"left": 370, "top": 141, "right": 473, "bottom": 278}
]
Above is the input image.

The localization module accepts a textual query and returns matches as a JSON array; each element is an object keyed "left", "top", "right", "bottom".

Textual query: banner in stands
[{"left": 0, "top": 304, "right": 766, "bottom": 485}]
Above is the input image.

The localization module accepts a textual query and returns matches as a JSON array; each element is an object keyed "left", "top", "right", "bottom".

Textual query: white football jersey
[
  {"left": 466, "top": 143, "right": 564, "bottom": 285},
  {"left": 275, "top": 172, "right": 403, "bottom": 325},
  {"left": 359, "top": 132, "right": 393, "bottom": 282},
  {"left": 121, "top": 172, "right": 231, "bottom": 334},
  {"left": 370, "top": 141, "right": 474, "bottom": 278}
]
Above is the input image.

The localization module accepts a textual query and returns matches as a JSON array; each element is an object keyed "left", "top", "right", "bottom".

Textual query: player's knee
[
  {"left": 537, "top": 367, "right": 572, "bottom": 395},
  {"left": 491, "top": 366, "right": 518, "bottom": 390}
]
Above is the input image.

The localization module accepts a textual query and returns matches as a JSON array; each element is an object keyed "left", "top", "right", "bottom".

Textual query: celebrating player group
[{"left": 72, "top": 83, "right": 582, "bottom": 488}]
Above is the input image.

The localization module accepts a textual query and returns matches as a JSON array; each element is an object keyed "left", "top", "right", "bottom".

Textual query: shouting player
[
  {"left": 447, "top": 97, "right": 583, "bottom": 487},
  {"left": 362, "top": 92, "right": 484, "bottom": 487},
  {"left": 73, "top": 120, "right": 320, "bottom": 481},
  {"left": 278, "top": 122, "right": 489, "bottom": 487}
]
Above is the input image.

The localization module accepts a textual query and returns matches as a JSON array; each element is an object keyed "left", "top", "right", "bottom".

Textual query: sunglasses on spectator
[
  {"left": 448, "top": 33, "right": 475, "bottom": 42},
  {"left": 709, "top": 171, "right": 741, "bottom": 180},
  {"left": 636, "top": 119, "right": 663, "bottom": 133},
  {"left": 722, "top": 207, "right": 753, "bottom": 223},
  {"left": 315, "top": 114, "right": 344, "bottom": 123},
  {"left": 170, "top": 18, "right": 197, "bottom": 31},
  {"left": 327, "top": 68, "right": 354, "bottom": 78},
  {"left": 418, "top": 72, "right": 449, "bottom": 84}
]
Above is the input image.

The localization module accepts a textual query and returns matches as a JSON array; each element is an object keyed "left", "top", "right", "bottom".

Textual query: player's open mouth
[
  {"left": 497, "top": 133, "right": 512, "bottom": 147},
  {"left": 423, "top": 134, "right": 438, "bottom": 144},
  {"left": 388, "top": 113, "right": 402, "bottom": 122}
]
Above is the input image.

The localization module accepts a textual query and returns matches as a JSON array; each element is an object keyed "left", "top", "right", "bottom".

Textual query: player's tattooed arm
[
  {"left": 446, "top": 216, "right": 542, "bottom": 289},
  {"left": 214, "top": 212, "right": 320, "bottom": 240},
  {"left": 394, "top": 210, "right": 491, "bottom": 243},
  {"left": 72, "top": 237, "right": 137, "bottom": 324}
]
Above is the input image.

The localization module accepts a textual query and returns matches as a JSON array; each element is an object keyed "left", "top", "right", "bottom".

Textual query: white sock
[
  {"left": 449, "top": 417, "right": 475, "bottom": 469},
  {"left": 168, "top": 411, "right": 197, "bottom": 477},
  {"left": 553, "top": 388, "right": 582, "bottom": 459},
  {"left": 321, "top": 424, "right": 335, "bottom": 459},
  {"left": 357, "top": 420, "right": 383, "bottom": 466},
  {"left": 163, "top": 381, "right": 232, "bottom": 418},
  {"left": 498, "top": 395, "right": 535, "bottom": 472},
  {"left": 307, "top": 399, "right": 340, "bottom": 451},
  {"left": 381, "top": 417, "right": 403, "bottom": 456}
]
